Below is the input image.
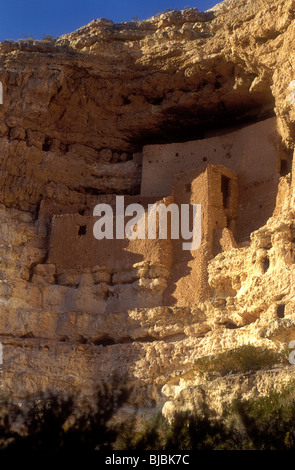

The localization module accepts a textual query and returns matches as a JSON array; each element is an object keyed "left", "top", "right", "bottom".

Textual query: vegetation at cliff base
[{"left": 1, "top": 382, "right": 295, "bottom": 450}]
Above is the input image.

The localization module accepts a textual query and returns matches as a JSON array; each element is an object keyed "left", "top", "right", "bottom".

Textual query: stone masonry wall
[{"left": 141, "top": 117, "right": 283, "bottom": 242}]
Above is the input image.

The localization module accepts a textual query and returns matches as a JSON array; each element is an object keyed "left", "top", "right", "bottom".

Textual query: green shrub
[
  {"left": 114, "top": 412, "right": 170, "bottom": 450},
  {"left": 114, "top": 382, "right": 295, "bottom": 451},
  {"left": 0, "top": 385, "right": 128, "bottom": 451},
  {"left": 42, "top": 33, "right": 57, "bottom": 42},
  {"left": 1, "top": 380, "right": 295, "bottom": 450},
  {"left": 22, "top": 34, "right": 36, "bottom": 39},
  {"left": 193, "top": 345, "right": 283, "bottom": 377},
  {"left": 229, "top": 383, "right": 295, "bottom": 450}
]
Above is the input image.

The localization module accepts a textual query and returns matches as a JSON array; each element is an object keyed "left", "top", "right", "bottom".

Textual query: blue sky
[{"left": 0, "top": 0, "right": 219, "bottom": 41}]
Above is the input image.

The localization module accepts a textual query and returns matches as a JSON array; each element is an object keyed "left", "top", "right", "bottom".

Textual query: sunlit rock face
[{"left": 0, "top": 0, "right": 295, "bottom": 416}]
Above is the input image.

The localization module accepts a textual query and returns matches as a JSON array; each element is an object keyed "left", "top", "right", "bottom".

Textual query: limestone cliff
[{"left": 0, "top": 0, "right": 295, "bottom": 416}]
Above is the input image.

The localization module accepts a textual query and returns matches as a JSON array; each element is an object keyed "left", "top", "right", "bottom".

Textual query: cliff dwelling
[
  {"left": 141, "top": 117, "right": 285, "bottom": 242},
  {"left": 36, "top": 116, "right": 285, "bottom": 312}
]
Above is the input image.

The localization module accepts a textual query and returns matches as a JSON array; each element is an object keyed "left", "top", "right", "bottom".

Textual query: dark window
[
  {"left": 280, "top": 159, "right": 288, "bottom": 177},
  {"left": 221, "top": 175, "right": 231, "bottom": 209},
  {"left": 42, "top": 137, "right": 51, "bottom": 151},
  {"left": 277, "top": 304, "right": 285, "bottom": 318},
  {"left": 262, "top": 255, "right": 270, "bottom": 273},
  {"left": 78, "top": 225, "right": 87, "bottom": 236}
]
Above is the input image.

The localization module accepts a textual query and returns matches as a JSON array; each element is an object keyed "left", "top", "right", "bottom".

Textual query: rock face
[{"left": 0, "top": 0, "right": 295, "bottom": 415}]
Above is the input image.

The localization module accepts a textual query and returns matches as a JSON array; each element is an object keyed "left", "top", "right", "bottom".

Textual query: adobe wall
[
  {"left": 46, "top": 199, "right": 174, "bottom": 312},
  {"left": 140, "top": 117, "right": 281, "bottom": 242},
  {"left": 40, "top": 164, "right": 238, "bottom": 309},
  {"left": 48, "top": 212, "right": 172, "bottom": 272},
  {"left": 163, "top": 165, "right": 238, "bottom": 306}
]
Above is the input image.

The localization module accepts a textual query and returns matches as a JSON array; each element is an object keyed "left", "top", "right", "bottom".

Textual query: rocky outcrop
[{"left": 0, "top": 0, "right": 295, "bottom": 416}]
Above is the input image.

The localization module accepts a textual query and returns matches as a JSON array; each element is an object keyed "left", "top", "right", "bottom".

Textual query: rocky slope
[{"left": 0, "top": 0, "right": 295, "bottom": 416}]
